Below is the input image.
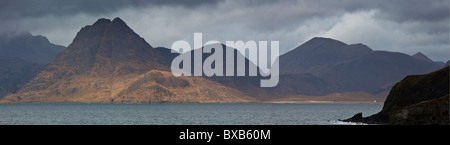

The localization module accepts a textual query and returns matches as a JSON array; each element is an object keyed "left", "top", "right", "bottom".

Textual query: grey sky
[{"left": 1, "top": 0, "right": 449, "bottom": 62}]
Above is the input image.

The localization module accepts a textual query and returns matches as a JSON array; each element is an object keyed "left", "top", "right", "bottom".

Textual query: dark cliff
[{"left": 343, "top": 66, "right": 449, "bottom": 125}]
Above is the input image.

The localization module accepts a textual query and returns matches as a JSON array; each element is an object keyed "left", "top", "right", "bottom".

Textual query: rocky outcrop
[
  {"left": 389, "top": 95, "right": 449, "bottom": 125},
  {"left": 343, "top": 66, "right": 449, "bottom": 125},
  {"left": 340, "top": 113, "right": 363, "bottom": 122}
]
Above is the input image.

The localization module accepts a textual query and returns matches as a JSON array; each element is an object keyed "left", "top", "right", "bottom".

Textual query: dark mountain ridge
[
  {"left": 279, "top": 37, "right": 373, "bottom": 76},
  {"left": 0, "top": 31, "right": 65, "bottom": 99},
  {"left": 130, "top": 36, "right": 444, "bottom": 102},
  {"left": 0, "top": 57, "right": 44, "bottom": 99},
  {"left": 278, "top": 37, "right": 442, "bottom": 99}
]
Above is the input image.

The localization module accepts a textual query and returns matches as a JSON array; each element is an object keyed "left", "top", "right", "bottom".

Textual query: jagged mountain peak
[
  {"left": 72, "top": 17, "right": 137, "bottom": 44},
  {"left": 91, "top": 17, "right": 128, "bottom": 26},
  {"left": 93, "top": 18, "right": 111, "bottom": 25},
  {"left": 53, "top": 17, "right": 166, "bottom": 76},
  {"left": 112, "top": 17, "right": 126, "bottom": 25}
]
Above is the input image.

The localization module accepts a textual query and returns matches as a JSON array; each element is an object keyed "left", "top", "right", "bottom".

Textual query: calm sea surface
[{"left": 0, "top": 103, "right": 382, "bottom": 125}]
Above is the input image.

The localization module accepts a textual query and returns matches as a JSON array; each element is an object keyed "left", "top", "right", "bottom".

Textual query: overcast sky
[{"left": 1, "top": 0, "right": 449, "bottom": 62}]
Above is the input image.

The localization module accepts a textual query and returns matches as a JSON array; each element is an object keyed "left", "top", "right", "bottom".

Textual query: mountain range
[
  {"left": 0, "top": 18, "right": 446, "bottom": 103},
  {"left": 1, "top": 18, "right": 254, "bottom": 103},
  {"left": 272, "top": 37, "right": 442, "bottom": 102}
]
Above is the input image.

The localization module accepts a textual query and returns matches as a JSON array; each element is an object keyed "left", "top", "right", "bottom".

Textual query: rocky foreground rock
[{"left": 342, "top": 66, "right": 449, "bottom": 125}]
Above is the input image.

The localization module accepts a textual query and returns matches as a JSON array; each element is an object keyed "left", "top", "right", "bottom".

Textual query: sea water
[{"left": 0, "top": 103, "right": 382, "bottom": 125}]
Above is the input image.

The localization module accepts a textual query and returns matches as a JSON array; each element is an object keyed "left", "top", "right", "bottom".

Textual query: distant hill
[
  {"left": 434, "top": 61, "right": 446, "bottom": 66},
  {"left": 0, "top": 57, "right": 44, "bottom": 99},
  {"left": 322, "top": 50, "right": 441, "bottom": 93},
  {"left": 411, "top": 52, "right": 434, "bottom": 63},
  {"left": 148, "top": 37, "right": 444, "bottom": 102},
  {"left": 280, "top": 37, "right": 373, "bottom": 76},
  {"left": 0, "top": 32, "right": 65, "bottom": 64},
  {"left": 0, "top": 32, "right": 64, "bottom": 99},
  {"left": 411, "top": 52, "right": 445, "bottom": 66},
  {"left": 156, "top": 44, "right": 274, "bottom": 100},
  {"left": 275, "top": 37, "right": 442, "bottom": 101},
  {"left": 154, "top": 47, "right": 179, "bottom": 66}
]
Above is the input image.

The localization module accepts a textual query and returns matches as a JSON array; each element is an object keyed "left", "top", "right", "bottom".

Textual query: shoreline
[
  {"left": 0, "top": 101, "right": 384, "bottom": 104},
  {"left": 262, "top": 100, "right": 384, "bottom": 104}
]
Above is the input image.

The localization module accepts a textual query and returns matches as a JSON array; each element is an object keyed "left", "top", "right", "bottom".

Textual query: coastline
[
  {"left": 0, "top": 100, "right": 384, "bottom": 104},
  {"left": 262, "top": 100, "right": 383, "bottom": 104}
]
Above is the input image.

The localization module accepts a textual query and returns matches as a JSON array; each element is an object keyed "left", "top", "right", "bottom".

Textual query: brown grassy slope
[{"left": 1, "top": 70, "right": 255, "bottom": 103}]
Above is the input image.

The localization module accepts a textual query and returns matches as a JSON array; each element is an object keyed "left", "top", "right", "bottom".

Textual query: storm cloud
[{"left": 1, "top": 0, "right": 448, "bottom": 61}]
